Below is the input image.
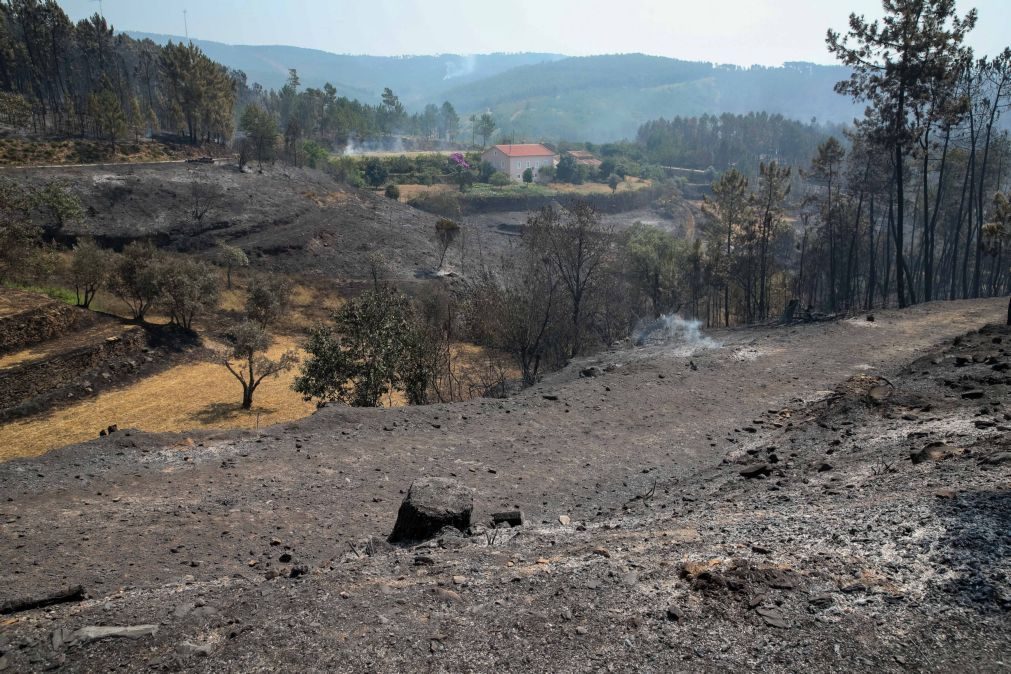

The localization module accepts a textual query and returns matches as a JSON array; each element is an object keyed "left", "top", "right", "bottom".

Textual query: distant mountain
[
  {"left": 443, "top": 54, "right": 860, "bottom": 141},
  {"left": 126, "top": 34, "right": 859, "bottom": 142},
  {"left": 127, "top": 32, "right": 564, "bottom": 105}
]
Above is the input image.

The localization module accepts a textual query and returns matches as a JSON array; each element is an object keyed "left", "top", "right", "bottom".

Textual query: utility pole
[
  {"left": 183, "top": 9, "right": 189, "bottom": 42},
  {"left": 91, "top": 0, "right": 104, "bottom": 19}
]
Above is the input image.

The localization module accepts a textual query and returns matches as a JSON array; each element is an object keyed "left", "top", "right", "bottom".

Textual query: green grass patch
[{"left": 3, "top": 282, "right": 78, "bottom": 305}]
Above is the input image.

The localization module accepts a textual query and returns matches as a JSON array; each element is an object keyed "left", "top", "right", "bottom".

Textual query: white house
[{"left": 481, "top": 143, "right": 555, "bottom": 182}]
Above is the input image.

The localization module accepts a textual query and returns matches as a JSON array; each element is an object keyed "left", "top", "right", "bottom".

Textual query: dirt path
[{"left": 0, "top": 298, "right": 1003, "bottom": 604}]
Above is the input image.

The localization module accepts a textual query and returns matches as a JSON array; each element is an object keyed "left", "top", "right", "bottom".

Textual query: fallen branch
[
  {"left": 1, "top": 585, "right": 85, "bottom": 615},
  {"left": 624, "top": 479, "right": 657, "bottom": 508}
]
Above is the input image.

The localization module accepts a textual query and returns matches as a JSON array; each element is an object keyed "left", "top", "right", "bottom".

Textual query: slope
[
  {"left": 127, "top": 32, "right": 563, "bottom": 106},
  {"left": 444, "top": 54, "right": 859, "bottom": 140},
  {"left": 10, "top": 162, "right": 444, "bottom": 281}
]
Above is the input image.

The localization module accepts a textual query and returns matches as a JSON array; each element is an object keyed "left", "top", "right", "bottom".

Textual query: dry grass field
[
  {"left": 0, "top": 334, "right": 315, "bottom": 461},
  {"left": 396, "top": 176, "right": 652, "bottom": 202}
]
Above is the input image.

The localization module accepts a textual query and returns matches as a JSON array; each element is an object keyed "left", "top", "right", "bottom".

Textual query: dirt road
[{"left": 0, "top": 298, "right": 1003, "bottom": 605}]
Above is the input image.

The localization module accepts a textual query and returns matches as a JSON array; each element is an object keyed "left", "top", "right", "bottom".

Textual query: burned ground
[
  {"left": 0, "top": 298, "right": 1008, "bottom": 672},
  {"left": 10, "top": 162, "right": 449, "bottom": 282}
]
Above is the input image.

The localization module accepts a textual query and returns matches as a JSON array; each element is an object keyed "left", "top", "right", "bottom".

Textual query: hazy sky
[{"left": 60, "top": 0, "right": 1009, "bottom": 66}]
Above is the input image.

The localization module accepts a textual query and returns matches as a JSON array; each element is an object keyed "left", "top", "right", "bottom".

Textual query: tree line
[{"left": 0, "top": 2, "right": 235, "bottom": 143}]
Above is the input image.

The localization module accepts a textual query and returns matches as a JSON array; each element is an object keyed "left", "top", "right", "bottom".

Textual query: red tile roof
[{"left": 488, "top": 143, "right": 555, "bottom": 158}]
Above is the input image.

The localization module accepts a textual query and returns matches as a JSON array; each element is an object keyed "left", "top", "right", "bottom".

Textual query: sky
[{"left": 60, "top": 0, "right": 1010, "bottom": 67}]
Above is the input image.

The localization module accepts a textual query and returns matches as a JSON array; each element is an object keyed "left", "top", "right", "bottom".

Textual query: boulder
[
  {"left": 739, "top": 463, "right": 771, "bottom": 479},
  {"left": 389, "top": 478, "right": 473, "bottom": 544}
]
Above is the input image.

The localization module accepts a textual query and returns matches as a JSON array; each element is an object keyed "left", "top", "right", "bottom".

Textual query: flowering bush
[{"left": 449, "top": 152, "right": 471, "bottom": 170}]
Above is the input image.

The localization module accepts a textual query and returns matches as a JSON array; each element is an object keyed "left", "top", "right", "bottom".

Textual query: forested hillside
[
  {"left": 442, "top": 55, "right": 861, "bottom": 141},
  {"left": 0, "top": 5, "right": 235, "bottom": 143},
  {"left": 129, "top": 32, "right": 564, "bottom": 106}
]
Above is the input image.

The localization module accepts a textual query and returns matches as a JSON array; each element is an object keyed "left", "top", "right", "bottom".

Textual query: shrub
[
  {"left": 384, "top": 183, "right": 401, "bottom": 200},
  {"left": 489, "top": 172, "right": 512, "bottom": 187}
]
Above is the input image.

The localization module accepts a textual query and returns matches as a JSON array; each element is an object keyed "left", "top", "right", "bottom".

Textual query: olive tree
[
  {"left": 215, "top": 242, "right": 248, "bottom": 289},
  {"left": 223, "top": 321, "right": 298, "bottom": 409},
  {"left": 70, "top": 238, "right": 113, "bottom": 308},
  {"left": 110, "top": 241, "right": 165, "bottom": 322},
  {"left": 160, "top": 258, "right": 220, "bottom": 330}
]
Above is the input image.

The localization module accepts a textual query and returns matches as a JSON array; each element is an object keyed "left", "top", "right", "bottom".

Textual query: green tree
[
  {"left": 159, "top": 41, "right": 236, "bottom": 143},
  {"left": 523, "top": 167, "right": 535, "bottom": 184},
  {"left": 626, "top": 222, "right": 683, "bottom": 317},
  {"left": 363, "top": 158, "right": 388, "bottom": 187},
  {"left": 476, "top": 112, "right": 496, "bottom": 147},
  {"left": 223, "top": 321, "right": 298, "bottom": 409},
  {"left": 88, "top": 85, "right": 125, "bottom": 145},
  {"left": 607, "top": 173, "right": 620, "bottom": 193},
  {"left": 0, "top": 180, "right": 81, "bottom": 283},
  {"left": 240, "top": 104, "right": 278, "bottom": 168},
  {"left": 439, "top": 101, "right": 460, "bottom": 141},
  {"left": 294, "top": 285, "right": 425, "bottom": 407},
  {"left": 703, "top": 168, "right": 750, "bottom": 326},
  {"left": 70, "top": 238, "right": 112, "bottom": 308},
  {"left": 827, "top": 0, "right": 976, "bottom": 308},
  {"left": 160, "top": 258, "right": 220, "bottom": 330},
  {"left": 245, "top": 274, "right": 292, "bottom": 329},
  {"left": 214, "top": 243, "right": 248, "bottom": 290},
  {"left": 110, "top": 241, "right": 164, "bottom": 322}
]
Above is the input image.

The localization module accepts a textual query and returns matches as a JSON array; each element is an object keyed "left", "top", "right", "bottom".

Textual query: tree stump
[{"left": 389, "top": 478, "right": 473, "bottom": 544}]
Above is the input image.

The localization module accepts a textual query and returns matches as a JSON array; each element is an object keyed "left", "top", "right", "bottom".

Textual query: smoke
[
  {"left": 632, "top": 314, "right": 720, "bottom": 355},
  {"left": 444, "top": 54, "right": 477, "bottom": 80},
  {"left": 342, "top": 135, "right": 406, "bottom": 156}
]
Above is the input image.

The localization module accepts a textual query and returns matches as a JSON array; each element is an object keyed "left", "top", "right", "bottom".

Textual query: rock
[
  {"left": 981, "top": 452, "right": 1011, "bottom": 467},
  {"left": 107, "top": 424, "right": 118, "bottom": 434},
  {"left": 576, "top": 626, "right": 589, "bottom": 635},
  {"left": 740, "top": 463, "right": 771, "bottom": 479},
  {"left": 70, "top": 625, "right": 158, "bottom": 644},
  {"left": 491, "top": 511, "right": 524, "bottom": 527},
  {"left": 432, "top": 588, "right": 462, "bottom": 603},
  {"left": 817, "top": 462, "right": 833, "bottom": 473},
  {"left": 910, "top": 442, "right": 950, "bottom": 465},
  {"left": 808, "top": 594, "right": 834, "bottom": 609},
  {"left": 665, "top": 606, "right": 684, "bottom": 621},
  {"left": 867, "top": 385, "right": 892, "bottom": 402},
  {"left": 961, "top": 390, "right": 985, "bottom": 400},
  {"left": 755, "top": 607, "right": 789, "bottom": 629},
  {"left": 580, "top": 366, "right": 602, "bottom": 378},
  {"left": 389, "top": 478, "right": 473, "bottom": 544},
  {"left": 558, "top": 515, "right": 571, "bottom": 526},
  {"left": 561, "top": 608, "right": 573, "bottom": 621},
  {"left": 592, "top": 547, "right": 611, "bottom": 558},
  {"left": 177, "top": 641, "right": 212, "bottom": 657},
  {"left": 289, "top": 564, "right": 308, "bottom": 578},
  {"left": 452, "top": 575, "right": 466, "bottom": 585},
  {"left": 173, "top": 603, "right": 194, "bottom": 619}
]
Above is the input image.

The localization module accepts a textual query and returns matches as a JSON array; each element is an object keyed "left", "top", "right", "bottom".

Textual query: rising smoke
[
  {"left": 632, "top": 314, "right": 720, "bottom": 355},
  {"left": 443, "top": 54, "right": 477, "bottom": 80}
]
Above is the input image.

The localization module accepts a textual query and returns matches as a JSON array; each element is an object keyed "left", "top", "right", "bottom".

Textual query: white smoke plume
[
  {"left": 444, "top": 55, "right": 477, "bottom": 80},
  {"left": 632, "top": 314, "right": 720, "bottom": 355}
]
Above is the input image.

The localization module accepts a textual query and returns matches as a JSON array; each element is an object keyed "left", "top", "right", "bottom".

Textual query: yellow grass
[
  {"left": 0, "top": 323, "right": 139, "bottom": 370},
  {"left": 0, "top": 336, "right": 315, "bottom": 461},
  {"left": 396, "top": 177, "right": 651, "bottom": 202}
]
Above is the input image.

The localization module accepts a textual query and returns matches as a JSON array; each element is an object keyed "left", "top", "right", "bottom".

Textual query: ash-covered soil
[
  {"left": 15, "top": 162, "right": 447, "bottom": 280},
  {"left": 0, "top": 298, "right": 1008, "bottom": 672}
]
